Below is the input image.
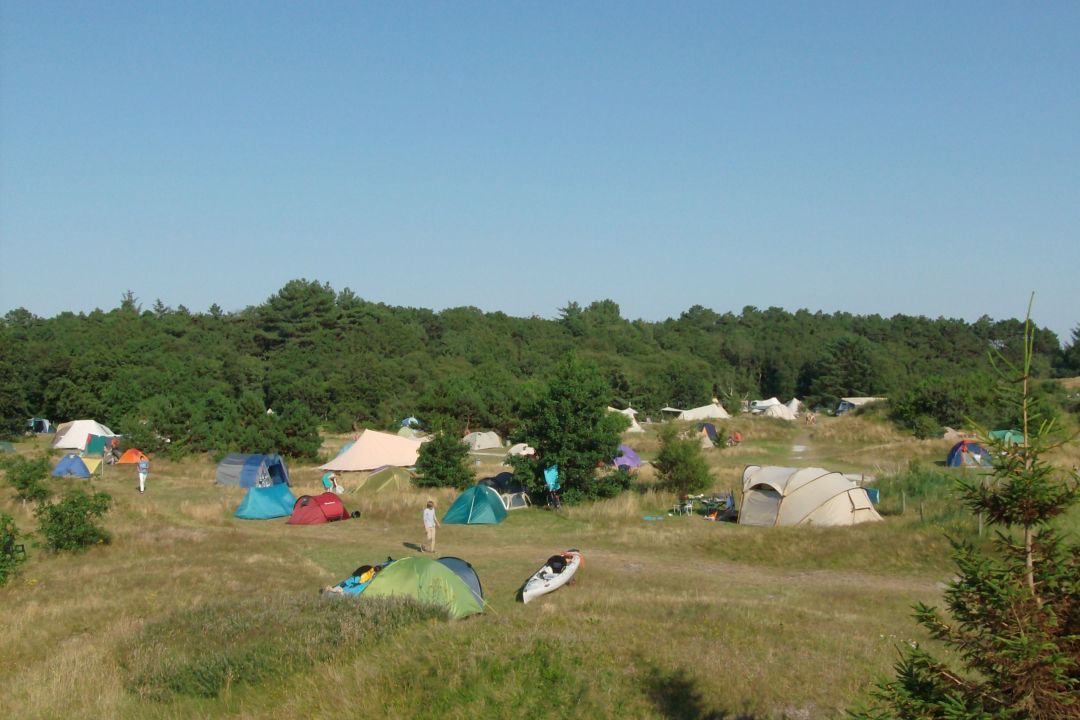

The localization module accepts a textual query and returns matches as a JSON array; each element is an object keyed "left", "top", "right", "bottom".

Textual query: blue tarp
[
  {"left": 52, "top": 454, "right": 91, "bottom": 478},
  {"left": 235, "top": 483, "right": 298, "bottom": 519}
]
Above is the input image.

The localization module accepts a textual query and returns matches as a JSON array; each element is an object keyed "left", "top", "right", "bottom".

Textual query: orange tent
[{"left": 117, "top": 449, "right": 149, "bottom": 464}]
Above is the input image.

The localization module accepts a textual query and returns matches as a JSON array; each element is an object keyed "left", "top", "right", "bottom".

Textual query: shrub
[
  {"left": 653, "top": 425, "right": 712, "bottom": 496},
  {"left": 0, "top": 512, "right": 26, "bottom": 586},
  {"left": 35, "top": 487, "right": 112, "bottom": 552},
  {"left": 415, "top": 421, "right": 474, "bottom": 489},
  {"left": 4, "top": 456, "right": 51, "bottom": 503}
]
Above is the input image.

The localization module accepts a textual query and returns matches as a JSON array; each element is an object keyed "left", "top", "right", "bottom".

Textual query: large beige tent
[
  {"left": 676, "top": 402, "right": 731, "bottom": 421},
  {"left": 738, "top": 465, "right": 882, "bottom": 527},
  {"left": 320, "top": 429, "right": 422, "bottom": 472},
  {"left": 607, "top": 406, "right": 644, "bottom": 433},
  {"left": 762, "top": 404, "right": 797, "bottom": 421},
  {"left": 52, "top": 419, "right": 118, "bottom": 451},
  {"left": 750, "top": 397, "right": 782, "bottom": 413},
  {"left": 463, "top": 431, "right": 503, "bottom": 450}
]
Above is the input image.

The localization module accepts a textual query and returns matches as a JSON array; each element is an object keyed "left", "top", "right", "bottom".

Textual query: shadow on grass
[
  {"left": 644, "top": 666, "right": 764, "bottom": 720},
  {"left": 402, "top": 542, "right": 423, "bottom": 552}
]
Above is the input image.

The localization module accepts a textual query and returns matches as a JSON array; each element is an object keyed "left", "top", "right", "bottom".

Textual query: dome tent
[
  {"left": 946, "top": 440, "right": 992, "bottom": 468},
  {"left": 346, "top": 556, "right": 484, "bottom": 619},
  {"left": 739, "top": 465, "right": 882, "bottom": 527},
  {"left": 235, "top": 484, "right": 298, "bottom": 520},
  {"left": 288, "top": 492, "right": 352, "bottom": 524},
  {"left": 52, "top": 454, "right": 94, "bottom": 478},
  {"left": 443, "top": 485, "right": 507, "bottom": 525},
  {"left": 215, "top": 454, "right": 290, "bottom": 488}
]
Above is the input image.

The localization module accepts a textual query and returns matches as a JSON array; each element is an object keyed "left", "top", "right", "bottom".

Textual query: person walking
[
  {"left": 421, "top": 500, "right": 439, "bottom": 553},
  {"left": 137, "top": 456, "right": 149, "bottom": 493}
]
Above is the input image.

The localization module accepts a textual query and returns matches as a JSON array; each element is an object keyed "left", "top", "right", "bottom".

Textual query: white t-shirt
[{"left": 422, "top": 507, "right": 437, "bottom": 529}]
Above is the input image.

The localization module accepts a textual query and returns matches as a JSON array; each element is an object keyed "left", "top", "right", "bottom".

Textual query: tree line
[{"left": 1, "top": 279, "right": 1077, "bottom": 456}]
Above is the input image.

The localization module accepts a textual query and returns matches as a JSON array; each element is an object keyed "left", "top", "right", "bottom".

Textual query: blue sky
[{"left": 2, "top": 1, "right": 1077, "bottom": 341}]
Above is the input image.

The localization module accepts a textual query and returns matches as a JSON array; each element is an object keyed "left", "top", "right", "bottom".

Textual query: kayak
[{"left": 519, "top": 549, "right": 582, "bottom": 603}]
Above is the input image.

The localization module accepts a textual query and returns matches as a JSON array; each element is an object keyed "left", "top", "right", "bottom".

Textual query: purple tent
[{"left": 613, "top": 444, "right": 643, "bottom": 469}]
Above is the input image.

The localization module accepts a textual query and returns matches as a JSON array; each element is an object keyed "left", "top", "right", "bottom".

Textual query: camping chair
[
  {"left": 674, "top": 496, "right": 694, "bottom": 516},
  {"left": 2, "top": 536, "right": 26, "bottom": 562}
]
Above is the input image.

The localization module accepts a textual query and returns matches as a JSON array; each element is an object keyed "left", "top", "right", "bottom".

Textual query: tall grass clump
[
  {"left": 874, "top": 462, "right": 978, "bottom": 529},
  {"left": 120, "top": 593, "right": 447, "bottom": 700}
]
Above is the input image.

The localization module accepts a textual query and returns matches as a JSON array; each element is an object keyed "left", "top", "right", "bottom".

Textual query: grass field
[{"left": 2, "top": 415, "right": 1076, "bottom": 719}]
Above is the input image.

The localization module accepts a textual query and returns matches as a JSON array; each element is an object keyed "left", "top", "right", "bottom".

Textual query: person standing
[
  {"left": 421, "top": 500, "right": 439, "bottom": 553},
  {"left": 137, "top": 456, "right": 149, "bottom": 493}
]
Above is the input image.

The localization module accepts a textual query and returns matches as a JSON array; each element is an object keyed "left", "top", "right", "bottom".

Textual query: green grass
[
  {"left": 1, "top": 417, "right": 1075, "bottom": 719},
  {"left": 120, "top": 594, "right": 445, "bottom": 700}
]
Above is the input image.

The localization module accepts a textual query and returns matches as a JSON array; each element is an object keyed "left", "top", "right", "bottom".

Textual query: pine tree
[
  {"left": 414, "top": 420, "right": 474, "bottom": 489},
  {"left": 853, "top": 300, "right": 1079, "bottom": 719}
]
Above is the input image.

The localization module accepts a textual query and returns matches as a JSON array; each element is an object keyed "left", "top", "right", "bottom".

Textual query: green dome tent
[
  {"left": 360, "top": 556, "right": 484, "bottom": 619},
  {"left": 988, "top": 429, "right": 1024, "bottom": 445},
  {"left": 443, "top": 485, "right": 507, "bottom": 525}
]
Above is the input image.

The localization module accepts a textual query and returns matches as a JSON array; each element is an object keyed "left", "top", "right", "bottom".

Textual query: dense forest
[{"left": 2, "top": 279, "right": 1077, "bottom": 457}]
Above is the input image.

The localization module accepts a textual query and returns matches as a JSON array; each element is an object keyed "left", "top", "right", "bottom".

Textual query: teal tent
[
  {"left": 443, "top": 485, "right": 507, "bottom": 525},
  {"left": 988, "top": 429, "right": 1023, "bottom": 445},
  {"left": 235, "top": 484, "right": 297, "bottom": 520}
]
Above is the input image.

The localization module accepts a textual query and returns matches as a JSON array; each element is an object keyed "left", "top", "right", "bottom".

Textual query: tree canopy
[{"left": 1, "top": 281, "right": 1075, "bottom": 455}]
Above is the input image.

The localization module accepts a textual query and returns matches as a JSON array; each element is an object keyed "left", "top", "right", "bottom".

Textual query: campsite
[{"left": 2, "top": 405, "right": 1078, "bottom": 719}]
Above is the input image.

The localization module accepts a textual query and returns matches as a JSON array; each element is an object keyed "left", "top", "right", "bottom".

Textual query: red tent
[{"left": 287, "top": 492, "right": 351, "bottom": 525}]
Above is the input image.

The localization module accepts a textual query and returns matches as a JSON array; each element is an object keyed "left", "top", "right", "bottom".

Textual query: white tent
[
  {"left": 762, "top": 404, "right": 797, "bottom": 421},
  {"left": 463, "top": 431, "right": 503, "bottom": 450},
  {"left": 676, "top": 402, "right": 731, "bottom": 421},
  {"left": 52, "top": 420, "right": 118, "bottom": 451},
  {"left": 507, "top": 442, "right": 536, "bottom": 457},
  {"left": 738, "top": 465, "right": 882, "bottom": 527},
  {"left": 786, "top": 398, "right": 802, "bottom": 416},
  {"left": 750, "top": 397, "right": 782, "bottom": 413},
  {"left": 320, "top": 429, "right": 422, "bottom": 472},
  {"left": 607, "top": 406, "right": 644, "bottom": 433}
]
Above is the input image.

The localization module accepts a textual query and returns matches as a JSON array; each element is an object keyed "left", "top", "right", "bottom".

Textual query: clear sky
[{"left": 2, "top": 2, "right": 1077, "bottom": 341}]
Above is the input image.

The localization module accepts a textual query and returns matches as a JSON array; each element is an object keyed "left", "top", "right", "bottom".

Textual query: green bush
[
  {"left": 0, "top": 512, "right": 26, "bottom": 586},
  {"left": 653, "top": 425, "right": 712, "bottom": 496},
  {"left": 119, "top": 593, "right": 445, "bottom": 700},
  {"left": 4, "top": 456, "right": 51, "bottom": 503},
  {"left": 34, "top": 487, "right": 112, "bottom": 552},
  {"left": 415, "top": 421, "right": 474, "bottom": 489}
]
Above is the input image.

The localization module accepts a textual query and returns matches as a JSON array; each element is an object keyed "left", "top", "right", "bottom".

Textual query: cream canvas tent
[
  {"left": 676, "top": 402, "right": 731, "bottom": 421},
  {"left": 750, "top": 397, "right": 782, "bottom": 413},
  {"left": 320, "top": 429, "right": 422, "bottom": 472},
  {"left": 52, "top": 420, "right": 118, "bottom": 451},
  {"left": 607, "top": 406, "right": 644, "bottom": 433},
  {"left": 762, "top": 404, "right": 797, "bottom": 421},
  {"left": 507, "top": 443, "right": 536, "bottom": 457},
  {"left": 739, "top": 465, "right": 882, "bottom": 527},
  {"left": 463, "top": 431, "right": 503, "bottom": 450},
  {"left": 786, "top": 398, "right": 802, "bottom": 416}
]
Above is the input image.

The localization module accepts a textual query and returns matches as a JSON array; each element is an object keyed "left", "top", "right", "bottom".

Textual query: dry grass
[{"left": 1, "top": 416, "right": 1075, "bottom": 719}]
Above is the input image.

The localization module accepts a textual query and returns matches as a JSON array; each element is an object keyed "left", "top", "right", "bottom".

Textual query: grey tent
[{"left": 215, "top": 453, "right": 290, "bottom": 488}]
